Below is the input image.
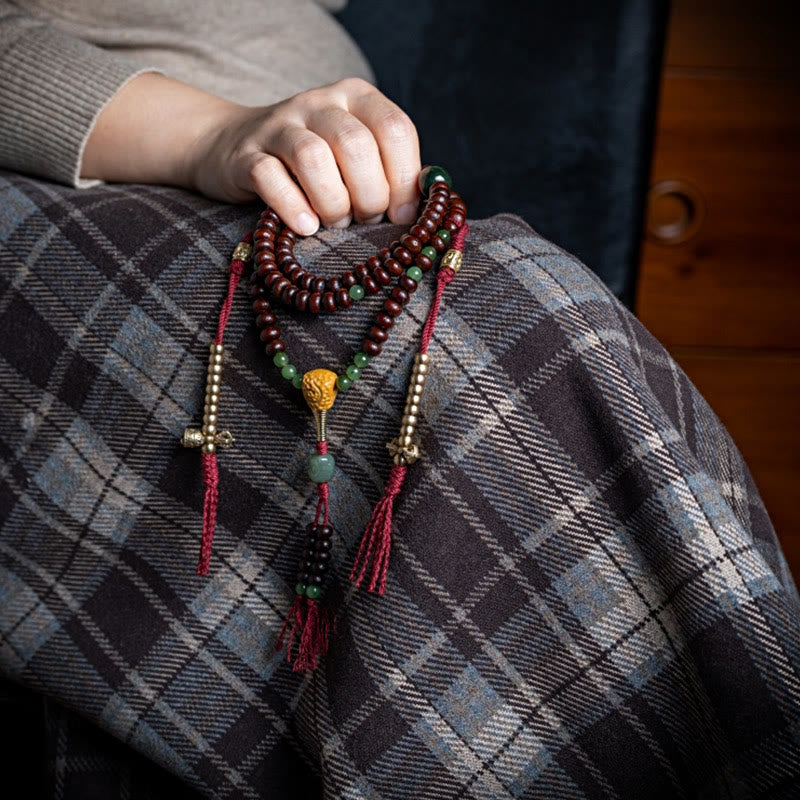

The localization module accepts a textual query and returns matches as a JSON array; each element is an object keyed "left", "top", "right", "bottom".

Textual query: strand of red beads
[{"left": 252, "top": 167, "right": 467, "bottom": 671}]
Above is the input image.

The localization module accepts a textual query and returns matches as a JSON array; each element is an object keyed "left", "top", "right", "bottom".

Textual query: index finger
[{"left": 348, "top": 87, "right": 421, "bottom": 225}]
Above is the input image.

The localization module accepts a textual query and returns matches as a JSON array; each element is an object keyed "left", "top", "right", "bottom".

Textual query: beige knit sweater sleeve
[
  {"left": 0, "top": 2, "right": 153, "bottom": 187},
  {"left": 0, "top": 0, "right": 372, "bottom": 188}
]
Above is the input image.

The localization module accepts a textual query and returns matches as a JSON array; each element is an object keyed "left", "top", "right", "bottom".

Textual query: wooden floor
[{"left": 635, "top": 1, "right": 800, "bottom": 582}]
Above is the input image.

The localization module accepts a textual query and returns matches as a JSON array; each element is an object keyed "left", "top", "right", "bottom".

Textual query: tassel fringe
[
  {"left": 350, "top": 464, "right": 407, "bottom": 594},
  {"left": 275, "top": 596, "right": 335, "bottom": 672}
]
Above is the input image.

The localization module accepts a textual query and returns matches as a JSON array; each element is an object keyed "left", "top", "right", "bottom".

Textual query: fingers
[
  {"left": 238, "top": 79, "right": 422, "bottom": 234},
  {"left": 347, "top": 85, "right": 421, "bottom": 225}
]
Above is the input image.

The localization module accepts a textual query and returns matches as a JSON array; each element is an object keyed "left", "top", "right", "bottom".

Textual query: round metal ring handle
[{"left": 646, "top": 179, "right": 706, "bottom": 245}]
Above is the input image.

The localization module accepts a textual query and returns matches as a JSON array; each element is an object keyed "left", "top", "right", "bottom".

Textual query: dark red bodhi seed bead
[
  {"left": 355, "top": 263, "right": 369, "bottom": 280},
  {"left": 383, "top": 258, "right": 403, "bottom": 276},
  {"left": 409, "top": 224, "right": 430, "bottom": 243},
  {"left": 384, "top": 299, "right": 403, "bottom": 317},
  {"left": 393, "top": 246, "right": 413, "bottom": 266},
  {"left": 391, "top": 287, "right": 410, "bottom": 305},
  {"left": 368, "top": 326, "right": 388, "bottom": 343},
  {"left": 362, "top": 275, "right": 380, "bottom": 294},
  {"left": 256, "top": 312, "right": 276, "bottom": 327},
  {"left": 399, "top": 275, "right": 417, "bottom": 293},
  {"left": 308, "top": 293, "right": 322, "bottom": 314},
  {"left": 415, "top": 253, "right": 434, "bottom": 271},
  {"left": 266, "top": 339, "right": 286, "bottom": 355},
  {"left": 294, "top": 290, "right": 310, "bottom": 311},
  {"left": 430, "top": 234, "right": 447, "bottom": 252},
  {"left": 363, "top": 339, "right": 382, "bottom": 357},
  {"left": 264, "top": 272, "right": 282, "bottom": 290},
  {"left": 373, "top": 266, "right": 392, "bottom": 285},
  {"left": 400, "top": 234, "right": 422, "bottom": 254},
  {"left": 375, "top": 312, "right": 394, "bottom": 329},
  {"left": 327, "top": 277, "right": 342, "bottom": 293},
  {"left": 252, "top": 298, "right": 271, "bottom": 313},
  {"left": 313, "top": 277, "right": 326, "bottom": 294},
  {"left": 342, "top": 270, "right": 358, "bottom": 288},
  {"left": 336, "top": 288, "right": 352, "bottom": 308},
  {"left": 281, "top": 285, "right": 298, "bottom": 306},
  {"left": 272, "top": 277, "right": 290, "bottom": 298},
  {"left": 323, "top": 291, "right": 337, "bottom": 313},
  {"left": 259, "top": 326, "right": 281, "bottom": 342},
  {"left": 367, "top": 255, "right": 382, "bottom": 271}
]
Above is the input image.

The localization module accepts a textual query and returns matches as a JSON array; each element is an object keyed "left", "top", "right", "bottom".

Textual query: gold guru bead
[{"left": 390, "top": 352, "right": 431, "bottom": 463}]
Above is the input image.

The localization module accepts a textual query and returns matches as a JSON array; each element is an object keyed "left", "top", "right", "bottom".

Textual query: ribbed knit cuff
[{"left": 0, "top": 22, "right": 155, "bottom": 187}]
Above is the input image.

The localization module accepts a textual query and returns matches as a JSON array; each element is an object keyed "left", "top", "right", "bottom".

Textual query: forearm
[{"left": 81, "top": 72, "right": 244, "bottom": 190}]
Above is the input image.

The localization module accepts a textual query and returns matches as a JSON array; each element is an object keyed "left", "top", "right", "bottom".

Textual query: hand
[
  {"left": 191, "top": 78, "right": 422, "bottom": 235},
  {"left": 82, "top": 73, "right": 421, "bottom": 236}
]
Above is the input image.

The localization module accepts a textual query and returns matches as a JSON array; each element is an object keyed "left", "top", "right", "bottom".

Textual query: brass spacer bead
[
  {"left": 232, "top": 242, "right": 253, "bottom": 263},
  {"left": 415, "top": 353, "right": 431, "bottom": 365},
  {"left": 204, "top": 423, "right": 217, "bottom": 436},
  {"left": 399, "top": 434, "right": 414, "bottom": 447},
  {"left": 208, "top": 363, "right": 223, "bottom": 376},
  {"left": 441, "top": 248, "right": 463, "bottom": 273},
  {"left": 205, "top": 412, "right": 217, "bottom": 426},
  {"left": 210, "top": 353, "right": 223, "bottom": 366},
  {"left": 404, "top": 403, "right": 420, "bottom": 416},
  {"left": 402, "top": 414, "right": 418, "bottom": 427},
  {"left": 414, "top": 362, "right": 429, "bottom": 375},
  {"left": 202, "top": 442, "right": 216, "bottom": 454},
  {"left": 401, "top": 423, "right": 416, "bottom": 437},
  {"left": 208, "top": 373, "right": 222, "bottom": 386}
]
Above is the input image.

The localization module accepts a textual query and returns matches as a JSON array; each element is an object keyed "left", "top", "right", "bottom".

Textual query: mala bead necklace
[{"left": 182, "top": 166, "right": 469, "bottom": 672}]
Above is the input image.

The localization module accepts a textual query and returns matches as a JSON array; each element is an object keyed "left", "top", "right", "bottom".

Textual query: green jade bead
[
  {"left": 420, "top": 245, "right": 437, "bottom": 261},
  {"left": 419, "top": 165, "right": 452, "bottom": 194},
  {"left": 273, "top": 352, "right": 289, "bottom": 368},
  {"left": 336, "top": 374, "right": 352, "bottom": 391},
  {"left": 305, "top": 585, "right": 322, "bottom": 600},
  {"left": 406, "top": 266, "right": 423, "bottom": 282},
  {"left": 308, "top": 453, "right": 335, "bottom": 483},
  {"left": 295, "top": 582, "right": 307, "bottom": 596},
  {"left": 348, "top": 284, "right": 365, "bottom": 301},
  {"left": 353, "top": 351, "right": 370, "bottom": 368},
  {"left": 436, "top": 228, "right": 451, "bottom": 245},
  {"left": 281, "top": 364, "right": 297, "bottom": 380},
  {"left": 346, "top": 364, "right": 361, "bottom": 381},
  {"left": 292, "top": 373, "right": 303, "bottom": 389}
]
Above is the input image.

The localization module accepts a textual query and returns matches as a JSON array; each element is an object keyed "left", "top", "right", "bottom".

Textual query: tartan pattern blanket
[{"left": 0, "top": 171, "right": 798, "bottom": 799}]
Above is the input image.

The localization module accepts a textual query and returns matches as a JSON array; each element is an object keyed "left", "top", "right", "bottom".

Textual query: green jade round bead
[
  {"left": 405, "top": 266, "right": 423, "bottom": 282},
  {"left": 348, "top": 284, "right": 365, "bottom": 301},
  {"left": 419, "top": 165, "right": 452, "bottom": 194},
  {"left": 308, "top": 453, "right": 335, "bottom": 483},
  {"left": 295, "top": 582, "right": 307, "bottom": 596},
  {"left": 346, "top": 364, "right": 361, "bottom": 381},
  {"left": 420, "top": 245, "right": 437, "bottom": 261},
  {"left": 273, "top": 352, "right": 289, "bottom": 368},
  {"left": 436, "top": 228, "right": 451, "bottom": 245},
  {"left": 336, "top": 374, "right": 352, "bottom": 391},
  {"left": 305, "top": 585, "right": 322, "bottom": 600},
  {"left": 353, "top": 351, "right": 370, "bottom": 368},
  {"left": 292, "top": 373, "right": 303, "bottom": 390},
  {"left": 281, "top": 364, "right": 297, "bottom": 381}
]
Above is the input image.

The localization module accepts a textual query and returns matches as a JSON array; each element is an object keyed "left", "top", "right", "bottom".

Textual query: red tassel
[
  {"left": 275, "top": 596, "right": 335, "bottom": 672},
  {"left": 197, "top": 452, "right": 219, "bottom": 575},
  {"left": 350, "top": 463, "right": 407, "bottom": 594}
]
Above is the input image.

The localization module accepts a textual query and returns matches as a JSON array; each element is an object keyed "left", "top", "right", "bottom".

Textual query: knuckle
[
  {"left": 335, "top": 76, "right": 374, "bottom": 96},
  {"left": 332, "top": 125, "right": 373, "bottom": 157},
  {"left": 377, "top": 107, "right": 416, "bottom": 143},
  {"left": 248, "top": 155, "right": 279, "bottom": 186},
  {"left": 288, "top": 135, "right": 329, "bottom": 171}
]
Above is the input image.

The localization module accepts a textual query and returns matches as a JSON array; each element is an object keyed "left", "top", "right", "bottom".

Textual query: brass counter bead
[
  {"left": 402, "top": 413, "right": 418, "bottom": 427},
  {"left": 415, "top": 353, "right": 431, "bottom": 364},
  {"left": 208, "top": 363, "right": 223, "bottom": 376},
  {"left": 202, "top": 442, "right": 216, "bottom": 454},
  {"left": 204, "top": 423, "right": 217, "bottom": 436}
]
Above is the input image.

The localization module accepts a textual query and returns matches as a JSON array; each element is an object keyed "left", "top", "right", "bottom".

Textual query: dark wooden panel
[
  {"left": 636, "top": 74, "right": 800, "bottom": 349},
  {"left": 665, "top": 0, "right": 800, "bottom": 72},
  {"left": 674, "top": 348, "right": 800, "bottom": 582}
]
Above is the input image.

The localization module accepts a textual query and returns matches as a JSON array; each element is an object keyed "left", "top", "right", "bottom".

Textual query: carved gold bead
[
  {"left": 181, "top": 427, "right": 204, "bottom": 448},
  {"left": 302, "top": 369, "right": 339, "bottom": 412}
]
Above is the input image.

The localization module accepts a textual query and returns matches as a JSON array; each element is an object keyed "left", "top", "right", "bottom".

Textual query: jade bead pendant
[{"left": 308, "top": 453, "right": 335, "bottom": 483}]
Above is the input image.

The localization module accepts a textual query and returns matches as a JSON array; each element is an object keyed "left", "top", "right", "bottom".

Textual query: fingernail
[
  {"left": 361, "top": 214, "right": 384, "bottom": 225},
  {"left": 395, "top": 202, "right": 417, "bottom": 224},
  {"left": 329, "top": 215, "right": 352, "bottom": 230},
  {"left": 296, "top": 212, "right": 318, "bottom": 236}
]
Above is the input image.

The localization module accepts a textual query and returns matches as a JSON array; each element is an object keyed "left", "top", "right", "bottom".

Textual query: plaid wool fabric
[{"left": 1, "top": 171, "right": 799, "bottom": 799}]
